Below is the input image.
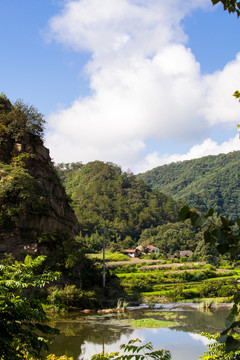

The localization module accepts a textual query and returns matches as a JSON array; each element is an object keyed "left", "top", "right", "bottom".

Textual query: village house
[
  {"left": 123, "top": 245, "right": 159, "bottom": 258},
  {"left": 123, "top": 249, "right": 138, "bottom": 258},
  {"left": 145, "top": 245, "right": 159, "bottom": 254}
]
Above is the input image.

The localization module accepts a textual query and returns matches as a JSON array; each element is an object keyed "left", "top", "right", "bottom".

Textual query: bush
[
  {"left": 0, "top": 255, "right": 60, "bottom": 360},
  {"left": 47, "top": 285, "right": 98, "bottom": 309},
  {"left": 109, "top": 252, "right": 130, "bottom": 262}
]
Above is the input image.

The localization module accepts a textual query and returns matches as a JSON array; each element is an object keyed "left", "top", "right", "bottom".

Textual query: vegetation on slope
[
  {"left": 137, "top": 151, "right": 240, "bottom": 220},
  {"left": 0, "top": 94, "right": 102, "bottom": 303},
  {"left": 56, "top": 161, "right": 180, "bottom": 249}
]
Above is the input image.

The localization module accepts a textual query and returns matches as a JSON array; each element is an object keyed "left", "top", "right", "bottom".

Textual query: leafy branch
[
  {"left": 179, "top": 206, "right": 240, "bottom": 352},
  {"left": 0, "top": 255, "right": 60, "bottom": 359},
  {"left": 212, "top": 0, "right": 240, "bottom": 17},
  {"left": 91, "top": 339, "right": 171, "bottom": 360}
]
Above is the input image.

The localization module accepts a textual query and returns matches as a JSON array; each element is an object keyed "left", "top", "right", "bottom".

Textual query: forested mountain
[
  {"left": 56, "top": 161, "right": 180, "bottom": 249},
  {"left": 137, "top": 151, "right": 240, "bottom": 220}
]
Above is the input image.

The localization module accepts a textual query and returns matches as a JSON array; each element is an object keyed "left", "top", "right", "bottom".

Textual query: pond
[{"left": 47, "top": 303, "right": 231, "bottom": 360}]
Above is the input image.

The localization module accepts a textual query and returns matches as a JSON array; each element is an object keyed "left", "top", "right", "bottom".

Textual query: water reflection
[{"left": 48, "top": 306, "right": 230, "bottom": 360}]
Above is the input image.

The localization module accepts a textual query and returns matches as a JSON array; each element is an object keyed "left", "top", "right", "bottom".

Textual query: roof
[
  {"left": 146, "top": 245, "right": 158, "bottom": 250},
  {"left": 124, "top": 249, "right": 136, "bottom": 253}
]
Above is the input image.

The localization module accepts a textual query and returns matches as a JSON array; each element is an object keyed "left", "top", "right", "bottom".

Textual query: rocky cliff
[{"left": 0, "top": 97, "right": 78, "bottom": 259}]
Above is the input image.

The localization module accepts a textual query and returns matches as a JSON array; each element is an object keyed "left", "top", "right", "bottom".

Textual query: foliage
[
  {"left": 45, "top": 356, "right": 73, "bottom": 360},
  {"left": 108, "top": 252, "right": 131, "bottom": 262},
  {"left": 179, "top": 205, "right": 240, "bottom": 352},
  {"left": 0, "top": 92, "right": 7, "bottom": 99},
  {"left": 0, "top": 94, "right": 45, "bottom": 140},
  {"left": 0, "top": 95, "right": 45, "bottom": 141},
  {"left": 0, "top": 158, "right": 49, "bottom": 229},
  {"left": 38, "top": 231, "right": 102, "bottom": 292},
  {"left": 126, "top": 318, "right": 179, "bottom": 328},
  {"left": 212, "top": 0, "right": 240, "bottom": 17},
  {"left": 199, "top": 333, "right": 240, "bottom": 359},
  {"left": 0, "top": 255, "right": 60, "bottom": 360},
  {"left": 57, "top": 161, "right": 179, "bottom": 248},
  {"left": 139, "top": 221, "right": 202, "bottom": 255},
  {"left": 137, "top": 151, "right": 240, "bottom": 221},
  {"left": 30, "top": 356, "right": 73, "bottom": 360},
  {"left": 115, "top": 263, "right": 237, "bottom": 301},
  {"left": 47, "top": 285, "right": 99, "bottom": 310},
  {"left": 90, "top": 339, "right": 171, "bottom": 360}
]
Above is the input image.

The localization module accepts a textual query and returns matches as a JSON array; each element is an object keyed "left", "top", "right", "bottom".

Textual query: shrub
[
  {"left": 47, "top": 285, "right": 98, "bottom": 309},
  {"left": 109, "top": 252, "right": 130, "bottom": 262},
  {"left": 0, "top": 255, "right": 60, "bottom": 360}
]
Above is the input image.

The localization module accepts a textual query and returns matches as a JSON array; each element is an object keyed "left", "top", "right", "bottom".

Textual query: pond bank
[{"left": 75, "top": 301, "right": 232, "bottom": 316}]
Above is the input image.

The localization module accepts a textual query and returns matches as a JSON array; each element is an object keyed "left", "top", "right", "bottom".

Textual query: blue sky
[{"left": 1, "top": 0, "right": 240, "bottom": 173}]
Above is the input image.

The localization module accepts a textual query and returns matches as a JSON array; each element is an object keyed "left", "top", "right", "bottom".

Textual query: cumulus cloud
[
  {"left": 45, "top": 0, "right": 240, "bottom": 173},
  {"left": 189, "top": 333, "right": 215, "bottom": 346}
]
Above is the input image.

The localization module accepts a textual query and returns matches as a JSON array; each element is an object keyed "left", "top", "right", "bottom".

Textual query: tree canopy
[
  {"left": 0, "top": 255, "right": 60, "bottom": 359},
  {"left": 57, "top": 161, "right": 180, "bottom": 248},
  {"left": 0, "top": 94, "right": 45, "bottom": 141},
  {"left": 137, "top": 151, "right": 240, "bottom": 221},
  {"left": 212, "top": 0, "right": 240, "bottom": 17}
]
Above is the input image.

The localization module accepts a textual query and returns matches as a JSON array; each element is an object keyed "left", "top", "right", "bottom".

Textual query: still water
[{"left": 48, "top": 303, "right": 230, "bottom": 360}]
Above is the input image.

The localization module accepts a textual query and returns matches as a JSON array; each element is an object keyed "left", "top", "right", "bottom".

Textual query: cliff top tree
[{"left": 0, "top": 93, "right": 45, "bottom": 142}]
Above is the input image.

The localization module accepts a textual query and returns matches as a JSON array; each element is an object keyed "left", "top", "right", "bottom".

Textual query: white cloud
[
  {"left": 202, "top": 55, "right": 240, "bottom": 125},
  {"left": 45, "top": 0, "right": 240, "bottom": 173},
  {"left": 189, "top": 333, "right": 215, "bottom": 346}
]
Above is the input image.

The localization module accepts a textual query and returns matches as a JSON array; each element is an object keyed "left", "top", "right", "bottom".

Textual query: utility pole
[{"left": 103, "top": 228, "right": 106, "bottom": 288}]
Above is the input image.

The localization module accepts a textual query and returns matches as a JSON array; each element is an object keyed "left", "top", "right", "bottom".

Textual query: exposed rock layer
[{"left": 0, "top": 107, "right": 78, "bottom": 258}]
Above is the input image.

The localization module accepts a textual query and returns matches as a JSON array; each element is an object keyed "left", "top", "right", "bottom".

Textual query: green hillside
[
  {"left": 56, "top": 161, "right": 180, "bottom": 249},
  {"left": 137, "top": 151, "right": 240, "bottom": 220}
]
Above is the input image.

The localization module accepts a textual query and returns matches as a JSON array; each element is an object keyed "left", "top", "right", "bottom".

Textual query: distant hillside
[
  {"left": 137, "top": 151, "right": 240, "bottom": 220},
  {"left": 56, "top": 161, "right": 180, "bottom": 245}
]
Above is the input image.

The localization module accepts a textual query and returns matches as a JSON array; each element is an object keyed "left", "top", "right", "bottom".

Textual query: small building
[
  {"left": 123, "top": 245, "right": 159, "bottom": 258},
  {"left": 123, "top": 249, "right": 138, "bottom": 258},
  {"left": 145, "top": 245, "right": 159, "bottom": 254}
]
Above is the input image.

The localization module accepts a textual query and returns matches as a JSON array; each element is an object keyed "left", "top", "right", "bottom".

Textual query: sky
[{"left": 1, "top": 0, "right": 240, "bottom": 174}]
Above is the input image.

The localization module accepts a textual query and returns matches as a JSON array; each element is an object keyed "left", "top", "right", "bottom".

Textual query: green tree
[
  {"left": 57, "top": 160, "right": 179, "bottom": 248},
  {"left": 0, "top": 255, "right": 60, "bottom": 359},
  {"left": 179, "top": 206, "right": 240, "bottom": 353},
  {"left": 0, "top": 95, "right": 45, "bottom": 142},
  {"left": 212, "top": 0, "right": 240, "bottom": 17},
  {"left": 0, "top": 156, "right": 49, "bottom": 229},
  {"left": 200, "top": 333, "right": 240, "bottom": 359}
]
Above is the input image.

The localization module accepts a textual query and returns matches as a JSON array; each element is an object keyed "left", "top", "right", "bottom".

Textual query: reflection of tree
[
  {"left": 120, "top": 308, "right": 229, "bottom": 334},
  {"left": 171, "top": 309, "right": 229, "bottom": 334},
  {"left": 48, "top": 316, "right": 133, "bottom": 359}
]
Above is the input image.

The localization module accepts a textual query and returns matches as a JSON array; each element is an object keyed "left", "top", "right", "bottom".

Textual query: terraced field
[{"left": 108, "top": 261, "right": 240, "bottom": 304}]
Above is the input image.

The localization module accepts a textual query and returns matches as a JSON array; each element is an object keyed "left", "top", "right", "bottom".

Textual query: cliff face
[
  {"left": 14, "top": 133, "right": 78, "bottom": 236},
  {"left": 0, "top": 98, "right": 78, "bottom": 258}
]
